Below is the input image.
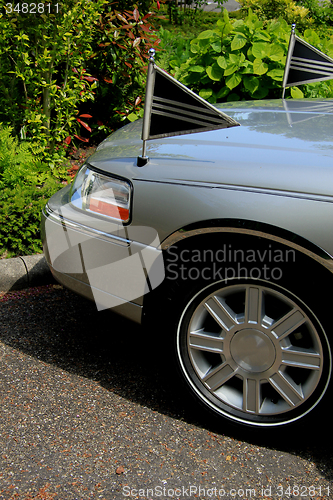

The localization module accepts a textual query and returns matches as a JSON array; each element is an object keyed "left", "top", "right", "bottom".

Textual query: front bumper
[{"left": 41, "top": 194, "right": 164, "bottom": 324}]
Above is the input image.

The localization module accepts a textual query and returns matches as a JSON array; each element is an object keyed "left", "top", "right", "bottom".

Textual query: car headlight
[{"left": 70, "top": 165, "right": 132, "bottom": 223}]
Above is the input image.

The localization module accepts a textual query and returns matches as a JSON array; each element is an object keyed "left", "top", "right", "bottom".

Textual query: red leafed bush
[
  {"left": 81, "top": 3, "right": 162, "bottom": 144},
  {"left": 0, "top": 0, "right": 162, "bottom": 153}
]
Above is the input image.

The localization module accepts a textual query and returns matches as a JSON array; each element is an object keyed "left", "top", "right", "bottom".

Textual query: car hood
[{"left": 88, "top": 99, "right": 333, "bottom": 200}]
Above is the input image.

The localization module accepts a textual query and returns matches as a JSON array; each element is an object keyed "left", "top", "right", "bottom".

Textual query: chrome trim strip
[
  {"left": 161, "top": 225, "right": 333, "bottom": 275},
  {"left": 44, "top": 204, "right": 131, "bottom": 247}
]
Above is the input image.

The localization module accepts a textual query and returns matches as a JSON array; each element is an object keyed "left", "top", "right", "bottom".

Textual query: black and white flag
[
  {"left": 138, "top": 50, "right": 239, "bottom": 164},
  {"left": 283, "top": 24, "right": 333, "bottom": 96}
]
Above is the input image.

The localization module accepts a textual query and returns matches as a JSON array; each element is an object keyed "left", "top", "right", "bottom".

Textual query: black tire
[{"left": 149, "top": 235, "right": 332, "bottom": 431}]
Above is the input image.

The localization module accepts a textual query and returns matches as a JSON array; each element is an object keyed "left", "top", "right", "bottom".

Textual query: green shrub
[
  {"left": 171, "top": 9, "right": 333, "bottom": 101},
  {"left": 240, "top": 0, "right": 333, "bottom": 30},
  {"left": 0, "top": 184, "right": 58, "bottom": 257},
  {"left": 238, "top": 0, "right": 312, "bottom": 31},
  {"left": 297, "top": 0, "right": 333, "bottom": 27},
  {"left": 0, "top": 123, "right": 69, "bottom": 189},
  {"left": 0, "top": 1, "right": 103, "bottom": 149},
  {"left": 0, "top": 123, "right": 47, "bottom": 189},
  {"left": 156, "top": 27, "right": 193, "bottom": 72},
  {"left": 0, "top": 123, "right": 69, "bottom": 257},
  {"left": 0, "top": 1, "right": 160, "bottom": 151}
]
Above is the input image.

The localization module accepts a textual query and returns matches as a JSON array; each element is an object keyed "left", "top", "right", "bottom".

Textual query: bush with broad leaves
[{"left": 170, "top": 9, "right": 333, "bottom": 102}]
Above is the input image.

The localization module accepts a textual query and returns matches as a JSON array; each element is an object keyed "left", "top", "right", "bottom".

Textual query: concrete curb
[{"left": 0, "top": 254, "right": 55, "bottom": 293}]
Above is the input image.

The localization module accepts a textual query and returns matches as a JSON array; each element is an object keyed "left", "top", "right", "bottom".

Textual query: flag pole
[
  {"left": 137, "top": 48, "right": 156, "bottom": 167},
  {"left": 282, "top": 24, "right": 296, "bottom": 99}
]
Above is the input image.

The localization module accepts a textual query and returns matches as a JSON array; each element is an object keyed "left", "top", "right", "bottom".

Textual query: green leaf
[
  {"left": 268, "top": 44, "right": 284, "bottom": 62},
  {"left": 252, "top": 42, "right": 270, "bottom": 59},
  {"left": 229, "top": 53, "right": 242, "bottom": 65},
  {"left": 222, "top": 8, "right": 230, "bottom": 23},
  {"left": 217, "top": 14, "right": 232, "bottom": 37},
  {"left": 199, "top": 88, "right": 213, "bottom": 99},
  {"left": 241, "top": 61, "right": 254, "bottom": 74},
  {"left": 243, "top": 75, "right": 259, "bottom": 94},
  {"left": 304, "top": 30, "right": 320, "bottom": 47},
  {"left": 247, "top": 46, "right": 254, "bottom": 60},
  {"left": 189, "top": 65, "right": 205, "bottom": 73},
  {"left": 231, "top": 33, "right": 247, "bottom": 51},
  {"left": 233, "top": 19, "right": 245, "bottom": 31},
  {"left": 211, "top": 41, "right": 222, "bottom": 53},
  {"left": 197, "top": 30, "right": 215, "bottom": 40},
  {"left": 253, "top": 31, "right": 270, "bottom": 42},
  {"left": 202, "top": 53, "right": 214, "bottom": 67},
  {"left": 266, "top": 68, "right": 284, "bottom": 81},
  {"left": 291, "top": 87, "right": 304, "bottom": 98},
  {"left": 127, "top": 113, "right": 138, "bottom": 122},
  {"left": 216, "top": 56, "right": 227, "bottom": 69},
  {"left": 253, "top": 59, "right": 268, "bottom": 75},
  {"left": 190, "top": 43, "right": 200, "bottom": 54},
  {"left": 225, "top": 72, "right": 242, "bottom": 90},
  {"left": 206, "top": 64, "right": 223, "bottom": 81},
  {"left": 224, "top": 64, "right": 238, "bottom": 77}
]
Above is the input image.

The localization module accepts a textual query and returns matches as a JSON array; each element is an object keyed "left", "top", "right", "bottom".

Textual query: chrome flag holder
[{"left": 137, "top": 48, "right": 156, "bottom": 167}]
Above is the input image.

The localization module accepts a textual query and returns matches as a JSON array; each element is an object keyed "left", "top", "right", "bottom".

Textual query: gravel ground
[{"left": 0, "top": 284, "right": 332, "bottom": 500}]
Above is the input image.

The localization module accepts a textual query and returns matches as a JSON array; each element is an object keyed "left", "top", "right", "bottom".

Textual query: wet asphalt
[{"left": 0, "top": 284, "right": 332, "bottom": 499}]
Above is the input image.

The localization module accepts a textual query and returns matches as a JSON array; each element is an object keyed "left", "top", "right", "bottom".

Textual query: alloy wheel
[{"left": 177, "top": 282, "right": 331, "bottom": 426}]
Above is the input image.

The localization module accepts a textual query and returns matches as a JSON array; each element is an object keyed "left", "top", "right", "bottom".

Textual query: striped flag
[
  {"left": 140, "top": 50, "right": 239, "bottom": 156},
  {"left": 142, "top": 65, "right": 239, "bottom": 141},
  {"left": 283, "top": 24, "right": 333, "bottom": 97}
]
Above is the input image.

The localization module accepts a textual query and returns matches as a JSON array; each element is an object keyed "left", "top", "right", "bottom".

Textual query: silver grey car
[{"left": 41, "top": 99, "right": 333, "bottom": 431}]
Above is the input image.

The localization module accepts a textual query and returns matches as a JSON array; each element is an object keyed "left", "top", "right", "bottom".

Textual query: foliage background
[
  {"left": 156, "top": 7, "right": 333, "bottom": 101},
  {"left": 0, "top": 0, "right": 160, "bottom": 257},
  {"left": 1, "top": 0, "right": 333, "bottom": 257}
]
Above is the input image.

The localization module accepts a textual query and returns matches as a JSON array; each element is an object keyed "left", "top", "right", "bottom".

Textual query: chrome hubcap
[
  {"left": 230, "top": 329, "right": 276, "bottom": 373},
  {"left": 185, "top": 283, "right": 324, "bottom": 419}
]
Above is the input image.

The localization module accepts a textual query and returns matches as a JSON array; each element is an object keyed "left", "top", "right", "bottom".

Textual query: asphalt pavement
[
  {"left": 0, "top": 265, "right": 332, "bottom": 499},
  {"left": 204, "top": 0, "right": 241, "bottom": 12}
]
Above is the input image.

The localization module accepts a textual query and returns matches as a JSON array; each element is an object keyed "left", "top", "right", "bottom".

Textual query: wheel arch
[{"left": 160, "top": 218, "right": 333, "bottom": 277}]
